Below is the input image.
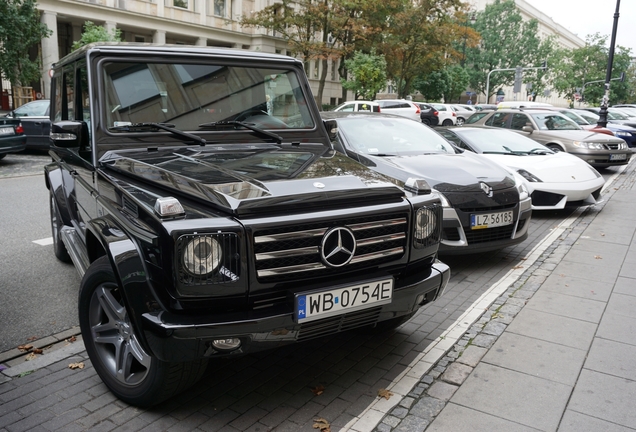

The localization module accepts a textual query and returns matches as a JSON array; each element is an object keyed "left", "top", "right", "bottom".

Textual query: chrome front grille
[
  {"left": 605, "top": 142, "right": 622, "bottom": 150},
  {"left": 254, "top": 214, "right": 408, "bottom": 281}
]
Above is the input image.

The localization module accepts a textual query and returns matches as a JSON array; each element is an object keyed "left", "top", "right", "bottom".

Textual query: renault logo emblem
[
  {"left": 321, "top": 227, "right": 356, "bottom": 268},
  {"left": 480, "top": 182, "right": 493, "bottom": 197}
]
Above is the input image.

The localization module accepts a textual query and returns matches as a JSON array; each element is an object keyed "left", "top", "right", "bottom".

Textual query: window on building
[
  {"left": 174, "top": 0, "right": 188, "bottom": 9},
  {"left": 134, "top": 35, "right": 146, "bottom": 43},
  {"left": 331, "top": 60, "right": 337, "bottom": 81},
  {"left": 314, "top": 60, "right": 319, "bottom": 78},
  {"left": 213, "top": 0, "right": 226, "bottom": 17}
]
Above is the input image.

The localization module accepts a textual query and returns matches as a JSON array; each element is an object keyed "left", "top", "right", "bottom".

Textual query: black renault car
[{"left": 322, "top": 112, "right": 533, "bottom": 255}]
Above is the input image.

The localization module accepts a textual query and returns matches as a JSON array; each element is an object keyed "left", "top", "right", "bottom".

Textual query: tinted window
[
  {"left": 466, "top": 112, "right": 489, "bottom": 124},
  {"left": 530, "top": 113, "right": 579, "bottom": 130},
  {"left": 511, "top": 114, "right": 530, "bottom": 130},
  {"left": 485, "top": 112, "right": 510, "bottom": 128}
]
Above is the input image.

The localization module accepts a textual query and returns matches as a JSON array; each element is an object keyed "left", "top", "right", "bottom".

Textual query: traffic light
[{"left": 513, "top": 66, "right": 523, "bottom": 93}]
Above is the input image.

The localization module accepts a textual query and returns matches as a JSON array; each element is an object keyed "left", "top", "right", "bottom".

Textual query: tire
[
  {"left": 79, "top": 256, "right": 208, "bottom": 406},
  {"left": 422, "top": 118, "right": 431, "bottom": 126},
  {"left": 547, "top": 144, "right": 563, "bottom": 152},
  {"left": 456, "top": 117, "right": 465, "bottom": 126},
  {"left": 50, "top": 191, "right": 71, "bottom": 263},
  {"left": 442, "top": 119, "right": 453, "bottom": 126}
]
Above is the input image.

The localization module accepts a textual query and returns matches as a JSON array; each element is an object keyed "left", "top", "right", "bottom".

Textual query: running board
[{"left": 60, "top": 227, "right": 90, "bottom": 278}]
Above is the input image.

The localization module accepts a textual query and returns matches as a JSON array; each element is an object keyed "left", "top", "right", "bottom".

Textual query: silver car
[{"left": 468, "top": 109, "right": 631, "bottom": 168}]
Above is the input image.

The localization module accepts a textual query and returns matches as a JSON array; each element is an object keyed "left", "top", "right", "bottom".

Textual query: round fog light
[{"left": 211, "top": 338, "right": 241, "bottom": 351}]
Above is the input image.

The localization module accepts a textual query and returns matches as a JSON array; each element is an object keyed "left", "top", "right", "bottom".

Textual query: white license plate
[
  {"left": 610, "top": 153, "right": 627, "bottom": 161},
  {"left": 471, "top": 211, "right": 514, "bottom": 230},
  {"left": 0, "top": 127, "right": 14, "bottom": 136},
  {"left": 295, "top": 278, "right": 393, "bottom": 323}
]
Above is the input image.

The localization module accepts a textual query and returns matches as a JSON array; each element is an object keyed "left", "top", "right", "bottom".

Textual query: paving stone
[
  {"left": 471, "top": 334, "right": 497, "bottom": 349},
  {"left": 481, "top": 321, "right": 507, "bottom": 337},
  {"left": 456, "top": 345, "right": 488, "bottom": 368},
  {"left": 408, "top": 396, "right": 446, "bottom": 421},
  {"left": 440, "top": 363, "right": 472, "bottom": 386},
  {"left": 394, "top": 415, "right": 430, "bottom": 432},
  {"left": 426, "top": 381, "right": 458, "bottom": 402},
  {"left": 391, "top": 407, "right": 408, "bottom": 419}
]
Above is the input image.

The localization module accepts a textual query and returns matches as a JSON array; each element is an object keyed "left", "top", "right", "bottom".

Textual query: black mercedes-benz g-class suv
[{"left": 45, "top": 43, "right": 450, "bottom": 406}]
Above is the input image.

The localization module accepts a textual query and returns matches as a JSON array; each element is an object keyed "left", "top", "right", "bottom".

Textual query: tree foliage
[
  {"left": 0, "top": 0, "right": 52, "bottom": 86},
  {"left": 414, "top": 64, "right": 469, "bottom": 102},
  {"left": 465, "top": 0, "right": 554, "bottom": 102},
  {"left": 72, "top": 21, "right": 123, "bottom": 51},
  {"left": 550, "top": 34, "right": 633, "bottom": 105},
  {"left": 341, "top": 50, "right": 387, "bottom": 100}
]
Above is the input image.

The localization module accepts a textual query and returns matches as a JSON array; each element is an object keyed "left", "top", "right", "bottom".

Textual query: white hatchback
[
  {"left": 429, "top": 103, "right": 457, "bottom": 126},
  {"left": 373, "top": 99, "right": 421, "bottom": 121},
  {"left": 333, "top": 100, "right": 380, "bottom": 113}
]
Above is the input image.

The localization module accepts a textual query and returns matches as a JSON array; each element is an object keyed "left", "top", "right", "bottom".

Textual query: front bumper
[
  {"left": 439, "top": 196, "right": 532, "bottom": 255},
  {"left": 141, "top": 261, "right": 451, "bottom": 362},
  {"left": 571, "top": 149, "right": 632, "bottom": 167}
]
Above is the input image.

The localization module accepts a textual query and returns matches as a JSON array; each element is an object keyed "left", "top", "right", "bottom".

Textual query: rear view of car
[
  {"left": 0, "top": 118, "right": 26, "bottom": 159},
  {"left": 333, "top": 100, "right": 380, "bottom": 113},
  {"left": 374, "top": 99, "right": 420, "bottom": 121}
]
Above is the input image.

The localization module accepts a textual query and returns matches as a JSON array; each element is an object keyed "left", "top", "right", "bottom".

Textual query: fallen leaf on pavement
[
  {"left": 25, "top": 353, "right": 37, "bottom": 361},
  {"left": 67, "top": 336, "right": 77, "bottom": 343},
  {"left": 594, "top": 255, "right": 602, "bottom": 259},
  {"left": 313, "top": 418, "right": 330, "bottom": 431},
  {"left": 311, "top": 385, "right": 325, "bottom": 396},
  {"left": 68, "top": 362, "right": 85, "bottom": 370},
  {"left": 17, "top": 345, "right": 33, "bottom": 352},
  {"left": 378, "top": 389, "right": 394, "bottom": 400},
  {"left": 33, "top": 348, "right": 43, "bottom": 354}
]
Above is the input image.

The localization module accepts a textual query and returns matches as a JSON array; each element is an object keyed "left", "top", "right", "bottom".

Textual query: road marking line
[{"left": 33, "top": 237, "right": 53, "bottom": 246}]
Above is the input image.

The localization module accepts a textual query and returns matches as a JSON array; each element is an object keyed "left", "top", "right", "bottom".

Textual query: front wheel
[
  {"left": 79, "top": 256, "right": 208, "bottom": 406},
  {"left": 547, "top": 144, "right": 563, "bottom": 152},
  {"left": 442, "top": 119, "right": 453, "bottom": 126},
  {"left": 456, "top": 117, "right": 465, "bottom": 126}
]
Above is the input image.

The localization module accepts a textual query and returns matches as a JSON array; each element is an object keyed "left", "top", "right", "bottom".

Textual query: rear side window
[
  {"left": 485, "top": 112, "right": 510, "bottom": 128},
  {"left": 466, "top": 112, "right": 489, "bottom": 124}
]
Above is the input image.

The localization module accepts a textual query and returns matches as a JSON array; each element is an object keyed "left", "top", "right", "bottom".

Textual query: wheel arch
[
  {"left": 44, "top": 164, "right": 72, "bottom": 226},
  {"left": 84, "top": 216, "right": 158, "bottom": 356}
]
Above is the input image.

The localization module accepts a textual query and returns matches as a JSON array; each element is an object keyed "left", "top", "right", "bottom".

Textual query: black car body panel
[
  {"left": 45, "top": 43, "right": 450, "bottom": 370},
  {"left": 0, "top": 118, "right": 26, "bottom": 157}
]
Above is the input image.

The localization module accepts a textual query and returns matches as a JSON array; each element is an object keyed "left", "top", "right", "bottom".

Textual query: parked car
[
  {"left": 527, "top": 107, "right": 615, "bottom": 136},
  {"left": 572, "top": 109, "right": 636, "bottom": 148},
  {"left": 333, "top": 100, "right": 380, "bottom": 113},
  {"left": 496, "top": 101, "right": 553, "bottom": 110},
  {"left": 46, "top": 43, "right": 451, "bottom": 406},
  {"left": 428, "top": 103, "right": 457, "bottom": 126},
  {"left": 373, "top": 99, "right": 421, "bottom": 121},
  {"left": 474, "top": 104, "right": 498, "bottom": 111},
  {"left": 3, "top": 99, "right": 51, "bottom": 150},
  {"left": 438, "top": 127, "right": 605, "bottom": 210},
  {"left": 417, "top": 103, "right": 440, "bottom": 126},
  {"left": 0, "top": 118, "right": 26, "bottom": 159},
  {"left": 581, "top": 107, "right": 636, "bottom": 128},
  {"left": 467, "top": 108, "right": 631, "bottom": 168},
  {"left": 321, "top": 111, "right": 532, "bottom": 255},
  {"left": 450, "top": 104, "right": 475, "bottom": 126},
  {"left": 465, "top": 110, "right": 494, "bottom": 125}
]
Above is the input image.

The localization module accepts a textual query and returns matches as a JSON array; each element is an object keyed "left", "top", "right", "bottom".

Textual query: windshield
[
  {"left": 573, "top": 110, "right": 599, "bottom": 123},
  {"left": 608, "top": 109, "right": 630, "bottom": 120},
  {"left": 102, "top": 61, "right": 314, "bottom": 131},
  {"left": 337, "top": 117, "right": 455, "bottom": 155},
  {"left": 454, "top": 129, "right": 551, "bottom": 154},
  {"left": 559, "top": 110, "right": 589, "bottom": 125},
  {"left": 530, "top": 113, "right": 580, "bottom": 130}
]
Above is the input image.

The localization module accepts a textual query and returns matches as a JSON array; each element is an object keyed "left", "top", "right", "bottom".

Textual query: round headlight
[
  {"left": 415, "top": 208, "right": 438, "bottom": 240},
  {"left": 183, "top": 237, "right": 222, "bottom": 276}
]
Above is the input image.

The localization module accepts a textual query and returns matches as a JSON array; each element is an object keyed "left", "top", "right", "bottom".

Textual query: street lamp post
[{"left": 597, "top": 0, "right": 621, "bottom": 128}]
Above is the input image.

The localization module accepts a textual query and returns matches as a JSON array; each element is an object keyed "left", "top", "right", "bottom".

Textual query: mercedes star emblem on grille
[
  {"left": 480, "top": 182, "right": 493, "bottom": 197},
  {"left": 321, "top": 227, "right": 357, "bottom": 268}
]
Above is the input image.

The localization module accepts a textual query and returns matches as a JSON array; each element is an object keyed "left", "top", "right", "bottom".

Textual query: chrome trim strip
[
  {"left": 356, "top": 233, "right": 406, "bottom": 247},
  {"left": 348, "top": 218, "right": 407, "bottom": 231},
  {"left": 254, "top": 228, "right": 327, "bottom": 244},
  {"left": 255, "top": 246, "right": 319, "bottom": 260},
  {"left": 350, "top": 247, "right": 404, "bottom": 264}
]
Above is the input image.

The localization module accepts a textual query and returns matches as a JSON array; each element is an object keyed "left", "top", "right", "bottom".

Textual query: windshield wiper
[
  {"left": 528, "top": 148, "right": 550, "bottom": 155},
  {"left": 109, "top": 122, "right": 207, "bottom": 146},
  {"left": 198, "top": 121, "right": 283, "bottom": 145}
]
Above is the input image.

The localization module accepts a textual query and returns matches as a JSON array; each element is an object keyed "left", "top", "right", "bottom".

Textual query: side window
[
  {"left": 63, "top": 67, "right": 75, "bottom": 121},
  {"left": 485, "top": 112, "right": 510, "bottom": 128},
  {"left": 466, "top": 112, "right": 489, "bottom": 124},
  {"left": 358, "top": 103, "right": 372, "bottom": 112},
  {"left": 77, "top": 63, "right": 92, "bottom": 145},
  {"left": 340, "top": 104, "right": 354, "bottom": 112},
  {"left": 511, "top": 114, "right": 530, "bottom": 130},
  {"left": 53, "top": 73, "right": 63, "bottom": 122}
]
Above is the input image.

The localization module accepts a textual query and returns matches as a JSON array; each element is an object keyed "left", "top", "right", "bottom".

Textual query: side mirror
[
  {"left": 522, "top": 125, "right": 533, "bottom": 133},
  {"left": 50, "top": 120, "right": 89, "bottom": 149},
  {"left": 324, "top": 119, "right": 338, "bottom": 142}
]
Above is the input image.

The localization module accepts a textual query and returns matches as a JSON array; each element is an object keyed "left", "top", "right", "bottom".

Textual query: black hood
[
  {"left": 99, "top": 144, "right": 406, "bottom": 216},
  {"left": 363, "top": 150, "right": 515, "bottom": 193}
]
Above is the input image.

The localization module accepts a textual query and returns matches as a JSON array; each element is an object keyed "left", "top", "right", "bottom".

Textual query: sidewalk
[{"left": 376, "top": 158, "right": 636, "bottom": 431}]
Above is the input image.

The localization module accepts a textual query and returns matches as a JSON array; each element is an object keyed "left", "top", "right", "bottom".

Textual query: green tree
[
  {"left": 0, "top": 0, "right": 52, "bottom": 87},
  {"left": 72, "top": 21, "right": 122, "bottom": 51},
  {"left": 550, "top": 34, "right": 633, "bottom": 105},
  {"left": 378, "top": 0, "right": 472, "bottom": 98},
  {"left": 414, "top": 64, "right": 469, "bottom": 102},
  {"left": 341, "top": 50, "right": 387, "bottom": 100},
  {"left": 465, "top": 0, "right": 554, "bottom": 103}
]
